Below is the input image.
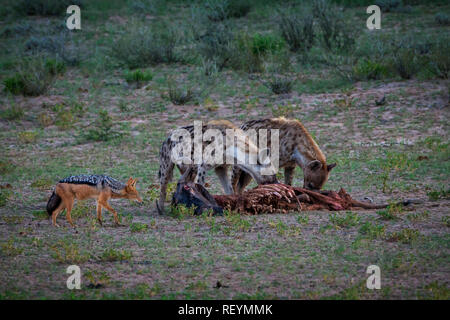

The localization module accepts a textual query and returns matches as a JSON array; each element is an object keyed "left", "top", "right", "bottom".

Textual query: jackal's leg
[
  {"left": 158, "top": 161, "right": 175, "bottom": 215},
  {"left": 96, "top": 202, "right": 103, "bottom": 226},
  {"left": 284, "top": 166, "right": 295, "bottom": 186},
  {"left": 99, "top": 200, "right": 120, "bottom": 225},
  {"left": 215, "top": 166, "right": 233, "bottom": 195},
  {"left": 51, "top": 202, "right": 65, "bottom": 227},
  {"left": 64, "top": 197, "right": 75, "bottom": 228}
]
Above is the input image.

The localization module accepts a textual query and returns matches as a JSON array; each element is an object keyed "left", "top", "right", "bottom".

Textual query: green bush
[
  {"left": 428, "top": 42, "right": 450, "bottom": 79},
  {"left": 3, "top": 75, "right": 25, "bottom": 95},
  {"left": 167, "top": 78, "right": 196, "bottom": 105},
  {"left": 0, "top": 189, "right": 12, "bottom": 207},
  {"left": 197, "top": 22, "right": 234, "bottom": 71},
  {"left": 279, "top": 10, "right": 314, "bottom": 53},
  {"left": 435, "top": 13, "right": 450, "bottom": 26},
  {"left": 13, "top": 0, "right": 83, "bottom": 16},
  {"left": 391, "top": 49, "right": 420, "bottom": 79},
  {"left": 3, "top": 58, "right": 55, "bottom": 96},
  {"left": 375, "top": 0, "right": 402, "bottom": 12},
  {"left": 45, "top": 58, "right": 66, "bottom": 75},
  {"left": 25, "top": 33, "right": 82, "bottom": 66},
  {"left": 100, "top": 248, "right": 132, "bottom": 262},
  {"left": 83, "top": 110, "right": 121, "bottom": 142},
  {"left": 263, "top": 76, "right": 295, "bottom": 94},
  {"left": 124, "top": 69, "right": 153, "bottom": 88},
  {"left": 251, "top": 33, "right": 285, "bottom": 56},
  {"left": 312, "top": 0, "right": 355, "bottom": 52},
  {"left": 353, "top": 58, "right": 389, "bottom": 80},
  {"left": 111, "top": 25, "right": 178, "bottom": 68},
  {"left": 230, "top": 33, "right": 264, "bottom": 73},
  {"left": 0, "top": 103, "right": 24, "bottom": 120},
  {"left": 204, "top": 0, "right": 250, "bottom": 22}
]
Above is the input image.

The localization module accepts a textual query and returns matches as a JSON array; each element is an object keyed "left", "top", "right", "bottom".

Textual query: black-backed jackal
[{"left": 46, "top": 175, "right": 142, "bottom": 227}]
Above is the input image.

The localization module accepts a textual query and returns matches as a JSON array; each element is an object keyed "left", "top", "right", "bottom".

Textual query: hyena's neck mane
[{"left": 59, "top": 175, "right": 125, "bottom": 194}]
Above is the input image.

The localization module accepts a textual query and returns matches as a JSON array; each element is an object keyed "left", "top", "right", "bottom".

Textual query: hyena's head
[
  {"left": 303, "top": 160, "right": 336, "bottom": 191},
  {"left": 125, "top": 177, "right": 143, "bottom": 202}
]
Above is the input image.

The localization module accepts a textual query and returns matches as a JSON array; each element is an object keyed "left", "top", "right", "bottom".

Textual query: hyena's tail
[{"left": 46, "top": 191, "right": 61, "bottom": 216}]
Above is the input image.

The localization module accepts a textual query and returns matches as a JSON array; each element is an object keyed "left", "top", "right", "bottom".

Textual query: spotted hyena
[
  {"left": 157, "top": 120, "right": 278, "bottom": 214},
  {"left": 231, "top": 117, "right": 336, "bottom": 193}
]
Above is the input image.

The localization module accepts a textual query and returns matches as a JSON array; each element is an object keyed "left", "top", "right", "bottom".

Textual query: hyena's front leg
[
  {"left": 284, "top": 166, "right": 295, "bottom": 186},
  {"left": 215, "top": 165, "right": 233, "bottom": 195},
  {"left": 195, "top": 164, "right": 207, "bottom": 185},
  {"left": 157, "top": 161, "right": 174, "bottom": 215},
  {"left": 231, "top": 166, "right": 253, "bottom": 194},
  {"left": 230, "top": 166, "right": 241, "bottom": 194}
]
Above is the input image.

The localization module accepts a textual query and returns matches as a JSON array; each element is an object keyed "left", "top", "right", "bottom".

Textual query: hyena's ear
[
  {"left": 327, "top": 163, "right": 337, "bottom": 172},
  {"left": 307, "top": 160, "right": 322, "bottom": 171}
]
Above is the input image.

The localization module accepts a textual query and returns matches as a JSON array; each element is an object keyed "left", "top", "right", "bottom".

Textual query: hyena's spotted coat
[
  {"left": 231, "top": 117, "right": 336, "bottom": 193},
  {"left": 157, "top": 120, "right": 277, "bottom": 214}
]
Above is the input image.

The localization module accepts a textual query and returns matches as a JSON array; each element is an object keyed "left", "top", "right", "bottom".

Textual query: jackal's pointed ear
[
  {"left": 132, "top": 178, "right": 138, "bottom": 187},
  {"left": 127, "top": 177, "right": 133, "bottom": 185}
]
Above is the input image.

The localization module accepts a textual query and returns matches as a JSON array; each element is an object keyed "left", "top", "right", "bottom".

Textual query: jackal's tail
[{"left": 46, "top": 191, "right": 61, "bottom": 215}]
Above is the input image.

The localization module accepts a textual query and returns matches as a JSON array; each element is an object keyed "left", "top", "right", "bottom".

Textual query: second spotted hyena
[
  {"left": 157, "top": 120, "right": 278, "bottom": 214},
  {"left": 231, "top": 117, "right": 336, "bottom": 193}
]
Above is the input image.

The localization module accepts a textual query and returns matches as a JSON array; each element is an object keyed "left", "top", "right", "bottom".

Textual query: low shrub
[
  {"left": 100, "top": 248, "right": 132, "bottom": 262},
  {"left": 387, "top": 228, "right": 420, "bottom": 244},
  {"left": 124, "top": 69, "right": 153, "bottom": 88},
  {"left": 111, "top": 25, "right": 178, "bottom": 68},
  {"left": 45, "top": 58, "right": 66, "bottom": 75},
  {"left": 434, "top": 13, "right": 450, "bottom": 26},
  {"left": 0, "top": 103, "right": 24, "bottom": 120},
  {"left": 0, "top": 190, "right": 12, "bottom": 207},
  {"left": 230, "top": 33, "right": 264, "bottom": 73},
  {"left": 197, "top": 22, "right": 234, "bottom": 71},
  {"left": 204, "top": 0, "right": 251, "bottom": 22},
  {"left": 83, "top": 109, "right": 120, "bottom": 142},
  {"left": 279, "top": 10, "right": 314, "bottom": 53},
  {"left": 428, "top": 42, "right": 450, "bottom": 79},
  {"left": 263, "top": 76, "right": 295, "bottom": 94},
  {"left": 391, "top": 49, "right": 420, "bottom": 79},
  {"left": 13, "top": 0, "right": 83, "bottom": 16},
  {"left": 312, "top": 0, "right": 355, "bottom": 53},
  {"left": 18, "top": 131, "right": 38, "bottom": 144},
  {"left": 375, "top": 0, "right": 403, "bottom": 12},
  {"left": 353, "top": 58, "right": 389, "bottom": 80},
  {"left": 251, "top": 33, "right": 285, "bottom": 56},
  {"left": 3, "top": 58, "right": 55, "bottom": 96},
  {"left": 55, "top": 109, "right": 74, "bottom": 130},
  {"left": 167, "top": 79, "right": 196, "bottom": 105}
]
